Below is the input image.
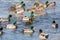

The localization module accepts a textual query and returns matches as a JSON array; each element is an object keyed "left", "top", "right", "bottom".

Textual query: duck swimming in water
[
  {"left": 22, "top": 26, "right": 34, "bottom": 35},
  {"left": 6, "top": 21, "right": 17, "bottom": 30},
  {"left": 34, "top": 0, "right": 39, "bottom": 8},
  {"left": 15, "top": 1, "right": 25, "bottom": 9},
  {"left": 48, "top": 2, "right": 56, "bottom": 7},
  {"left": 38, "top": 4, "right": 47, "bottom": 11},
  {"left": 16, "top": 7, "right": 25, "bottom": 13},
  {"left": 52, "top": 20, "right": 58, "bottom": 29},
  {"left": 27, "top": 7, "right": 37, "bottom": 13},
  {"left": 45, "top": 1, "right": 56, "bottom": 7},
  {"left": 8, "top": 5, "right": 16, "bottom": 12},
  {"left": 8, "top": 1, "right": 25, "bottom": 12},
  {"left": 34, "top": 2, "right": 39, "bottom": 7},
  {"left": 0, "top": 18, "right": 9, "bottom": 22},
  {"left": 22, "top": 16, "right": 30, "bottom": 22},
  {"left": 27, "top": 0, "right": 39, "bottom": 12},
  {"left": 39, "top": 29, "right": 49, "bottom": 40}
]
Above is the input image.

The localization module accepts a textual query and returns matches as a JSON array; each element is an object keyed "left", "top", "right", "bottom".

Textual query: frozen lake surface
[{"left": 0, "top": 0, "right": 60, "bottom": 40}]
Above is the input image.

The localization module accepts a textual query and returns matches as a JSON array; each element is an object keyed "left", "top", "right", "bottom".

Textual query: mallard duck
[
  {"left": 48, "top": 2, "right": 56, "bottom": 7},
  {"left": 27, "top": 7, "right": 37, "bottom": 12},
  {"left": 22, "top": 26, "right": 34, "bottom": 34},
  {"left": 0, "top": 27, "right": 3, "bottom": 35},
  {"left": 25, "top": 21, "right": 32, "bottom": 26},
  {"left": 38, "top": 4, "right": 46, "bottom": 11},
  {"left": 6, "top": 21, "right": 17, "bottom": 29},
  {"left": 16, "top": 13, "right": 23, "bottom": 20},
  {"left": 23, "top": 12, "right": 34, "bottom": 26},
  {"left": 22, "top": 16, "right": 30, "bottom": 22},
  {"left": 25, "top": 18, "right": 34, "bottom": 26},
  {"left": 29, "top": 12, "right": 35, "bottom": 23},
  {"left": 8, "top": 5, "right": 16, "bottom": 12},
  {"left": 0, "top": 18, "right": 8, "bottom": 22},
  {"left": 15, "top": 3, "right": 25, "bottom": 9},
  {"left": 30, "top": 12, "right": 34, "bottom": 18},
  {"left": 6, "top": 24, "right": 17, "bottom": 29},
  {"left": 34, "top": 1, "right": 39, "bottom": 7},
  {"left": 15, "top": 1, "right": 25, "bottom": 9},
  {"left": 45, "top": 1, "right": 56, "bottom": 7},
  {"left": 39, "top": 29, "right": 49, "bottom": 40},
  {"left": 0, "top": 14, "right": 12, "bottom": 22},
  {"left": 8, "top": 1, "right": 25, "bottom": 12},
  {"left": 27, "top": 0, "right": 39, "bottom": 12},
  {"left": 36, "top": 10, "right": 47, "bottom": 16},
  {"left": 15, "top": 8, "right": 25, "bottom": 14},
  {"left": 52, "top": 21, "right": 58, "bottom": 29},
  {"left": 45, "top": 1, "right": 49, "bottom": 7}
]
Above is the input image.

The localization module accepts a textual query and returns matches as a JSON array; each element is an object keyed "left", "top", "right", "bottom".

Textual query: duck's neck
[
  {"left": 39, "top": 32, "right": 42, "bottom": 35},
  {"left": 21, "top": 4, "right": 25, "bottom": 8},
  {"left": 30, "top": 13, "right": 34, "bottom": 18},
  {"left": 53, "top": 23, "right": 56, "bottom": 24},
  {"left": 8, "top": 15, "right": 12, "bottom": 20},
  {"left": 13, "top": 21, "right": 17, "bottom": 25}
]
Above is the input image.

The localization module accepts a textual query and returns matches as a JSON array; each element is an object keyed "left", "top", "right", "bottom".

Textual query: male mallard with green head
[
  {"left": 22, "top": 26, "right": 34, "bottom": 34},
  {"left": 6, "top": 21, "right": 17, "bottom": 30}
]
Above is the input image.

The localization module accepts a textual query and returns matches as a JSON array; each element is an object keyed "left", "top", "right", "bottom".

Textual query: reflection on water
[{"left": 0, "top": 0, "right": 60, "bottom": 40}]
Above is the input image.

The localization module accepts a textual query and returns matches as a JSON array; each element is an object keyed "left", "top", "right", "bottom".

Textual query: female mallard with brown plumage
[
  {"left": 34, "top": 0, "right": 39, "bottom": 8},
  {"left": 27, "top": 7, "right": 37, "bottom": 13},
  {"left": 38, "top": 4, "right": 47, "bottom": 11}
]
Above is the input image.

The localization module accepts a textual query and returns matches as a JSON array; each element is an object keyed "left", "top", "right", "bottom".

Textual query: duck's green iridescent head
[
  {"left": 30, "top": 12, "right": 34, "bottom": 18},
  {"left": 45, "top": 1, "right": 49, "bottom": 5},
  {"left": 30, "top": 26, "right": 34, "bottom": 30},
  {"left": 21, "top": 3, "right": 25, "bottom": 8},
  {"left": 31, "top": 12, "right": 34, "bottom": 14},
  {"left": 20, "top": 1, "right": 24, "bottom": 4},
  {"left": 13, "top": 21, "right": 17, "bottom": 25},
  {"left": 8, "top": 14, "right": 12, "bottom": 19}
]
